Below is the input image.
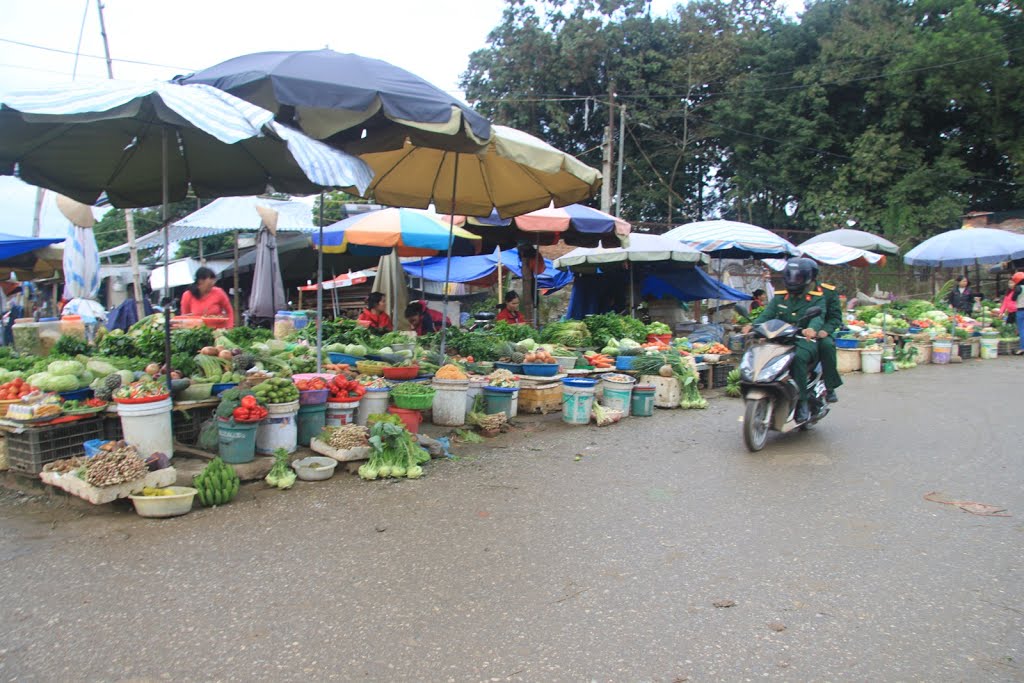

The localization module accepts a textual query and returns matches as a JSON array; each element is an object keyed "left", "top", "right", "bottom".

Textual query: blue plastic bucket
[
  {"left": 615, "top": 356, "right": 636, "bottom": 370},
  {"left": 217, "top": 418, "right": 258, "bottom": 464},
  {"left": 483, "top": 386, "right": 515, "bottom": 416},
  {"left": 328, "top": 352, "right": 360, "bottom": 366},
  {"left": 630, "top": 386, "right": 656, "bottom": 417},
  {"left": 296, "top": 403, "right": 328, "bottom": 447},
  {"left": 561, "top": 378, "right": 596, "bottom": 425}
]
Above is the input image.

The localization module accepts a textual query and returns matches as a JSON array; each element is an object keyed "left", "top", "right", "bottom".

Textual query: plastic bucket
[
  {"left": 217, "top": 418, "right": 258, "bottom": 464},
  {"left": 465, "top": 378, "right": 488, "bottom": 418},
  {"left": 387, "top": 405, "right": 423, "bottom": 433},
  {"left": 326, "top": 400, "right": 359, "bottom": 427},
  {"left": 861, "top": 350, "right": 883, "bottom": 374},
  {"left": 630, "top": 386, "right": 656, "bottom": 417},
  {"left": 483, "top": 386, "right": 515, "bottom": 416},
  {"left": 297, "top": 403, "right": 328, "bottom": 447},
  {"left": 932, "top": 340, "right": 953, "bottom": 365},
  {"left": 562, "top": 378, "right": 596, "bottom": 425},
  {"left": 356, "top": 388, "right": 390, "bottom": 426},
  {"left": 554, "top": 356, "right": 577, "bottom": 373},
  {"left": 117, "top": 397, "right": 173, "bottom": 459},
  {"left": 256, "top": 400, "right": 299, "bottom": 455},
  {"left": 980, "top": 337, "right": 999, "bottom": 360},
  {"left": 600, "top": 376, "right": 636, "bottom": 414},
  {"left": 432, "top": 378, "right": 468, "bottom": 427},
  {"left": 615, "top": 356, "right": 636, "bottom": 371}
]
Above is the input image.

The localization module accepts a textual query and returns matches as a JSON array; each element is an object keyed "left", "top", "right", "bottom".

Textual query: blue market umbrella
[
  {"left": 903, "top": 227, "right": 1024, "bottom": 267},
  {"left": 0, "top": 232, "right": 64, "bottom": 261}
]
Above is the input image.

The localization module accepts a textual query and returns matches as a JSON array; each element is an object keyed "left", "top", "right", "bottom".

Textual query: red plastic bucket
[{"left": 387, "top": 406, "right": 423, "bottom": 433}]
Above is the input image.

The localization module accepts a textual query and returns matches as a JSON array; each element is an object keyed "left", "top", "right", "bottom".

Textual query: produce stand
[
  {"left": 0, "top": 415, "right": 104, "bottom": 476},
  {"left": 517, "top": 381, "right": 563, "bottom": 414},
  {"left": 40, "top": 467, "right": 177, "bottom": 505}
]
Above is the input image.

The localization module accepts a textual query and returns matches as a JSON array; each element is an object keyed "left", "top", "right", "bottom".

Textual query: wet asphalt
[{"left": 0, "top": 359, "right": 1021, "bottom": 682}]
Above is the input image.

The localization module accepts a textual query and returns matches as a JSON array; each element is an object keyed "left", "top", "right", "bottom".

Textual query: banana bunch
[{"left": 193, "top": 457, "right": 240, "bottom": 506}]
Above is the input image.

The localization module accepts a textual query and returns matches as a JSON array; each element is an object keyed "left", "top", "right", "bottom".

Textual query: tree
[
  {"left": 92, "top": 199, "right": 196, "bottom": 263},
  {"left": 312, "top": 191, "right": 371, "bottom": 226}
]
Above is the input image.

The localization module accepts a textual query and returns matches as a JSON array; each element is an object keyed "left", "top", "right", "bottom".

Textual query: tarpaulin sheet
[{"left": 401, "top": 250, "right": 572, "bottom": 291}]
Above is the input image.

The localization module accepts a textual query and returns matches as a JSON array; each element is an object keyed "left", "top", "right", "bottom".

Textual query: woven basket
[
  {"left": 356, "top": 360, "right": 387, "bottom": 376},
  {"left": 391, "top": 388, "right": 436, "bottom": 410}
]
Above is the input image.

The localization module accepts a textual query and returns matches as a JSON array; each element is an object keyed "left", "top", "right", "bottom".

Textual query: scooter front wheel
[{"left": 743, "top": 397, "right": 770, "bottom": 452}]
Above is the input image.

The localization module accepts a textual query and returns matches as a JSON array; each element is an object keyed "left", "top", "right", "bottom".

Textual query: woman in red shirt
[
  {"left": 180, "top": 267, "right": 234, "bottom": 328},
  {"left": 496, "top": 291, "right": 527, "bottom": 325},
  {"left": 358, "top": 292, "right": 393, "bottom": 332}
]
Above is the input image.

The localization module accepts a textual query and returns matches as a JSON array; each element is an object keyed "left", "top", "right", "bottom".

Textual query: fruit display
[
  {"left": 0, "top": 377, "right": 38, "bottom": 400},
  {"left": 231, "top": 395, "right": 268, "bottom": 423},
  {"left": 140, "top": 487, "right": 177, "bottom": 496},
  {"left": 294, "top": 377, "right": 328, "bottom": 392},
  {"left": 193, "top": 352, "right": 245, "bottom": 384},
  {"left": 193, "top": 457, "right": 240, "bottom": 506},
  {"left": 251, "top": 377, "right": 299, "bottom": 404},
  {"left": 114, "top": 378, "right": 168, "bottom": 402},
  {"left": 329, "top": 376, "right": 366, "bottom": 400}
]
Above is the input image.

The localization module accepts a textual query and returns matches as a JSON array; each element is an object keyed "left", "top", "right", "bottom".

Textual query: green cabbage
[
  {"left": 36, "top": 373, "right": 81, "bottom": 392},
  {"left": 345, "top": 344, "right": 367, "bottom": 357},
  {"left": 47, "top": 360, "right": 84, "bottom": 376},
  {"left": 86, "top": 359, "right": 118, "bottom": 377},
  {"left": 27, "top": 372, "right": 49, "bottom": 387}
]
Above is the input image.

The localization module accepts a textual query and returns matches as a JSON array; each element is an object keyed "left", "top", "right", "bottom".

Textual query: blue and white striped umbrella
[
  {"left": 662, "top": 220, "right": 799, "bottom": 258},
  {"left": 0, "top": 80, "right": 373, "bottom": 208}
]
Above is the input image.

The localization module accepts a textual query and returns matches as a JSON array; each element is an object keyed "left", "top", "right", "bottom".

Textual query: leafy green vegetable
[
  {"left": 583, "top": 313, "right": 647, "bottom": 348},
  {"left": 54, "top": 335, "right": 90, "bottom": 356}
]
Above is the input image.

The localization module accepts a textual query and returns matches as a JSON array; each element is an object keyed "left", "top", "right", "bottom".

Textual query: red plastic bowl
[{"left": 382, "top": 366, "right": 420, "bottom": 380}]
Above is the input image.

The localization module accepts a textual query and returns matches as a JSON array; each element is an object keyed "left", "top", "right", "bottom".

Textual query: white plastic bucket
[
  {"left": 562, "top": 381, "right": 596, "bottom": 425},
  {"left": 117, "top": 397, "right": 173, "bottom": 459},
  {"left": 861, "top": 350, "right": 883, "bottom": 374},
  {"left": 356, "top": 388, "right": 390, "bottom": 425},
  {"left": 980, "top": 337, "right": 998, "bottom": 360},
  {"left": 432, "top": 379, "right": 468, "bottom": 427},
  {"left": 256, "top": 400, "right": 299, "bottom": 455},
  {"left": 554, "top": 356, "right": 576, "bottom": 373},
  {"left": 510, "top": 389, "right": 519, "bottom": 418},
  {"left": 599, "top": 375, "right": 636, "bottom": 414},
  {"left": 326, "top": 400, "right": 359, "bottom": 427}
]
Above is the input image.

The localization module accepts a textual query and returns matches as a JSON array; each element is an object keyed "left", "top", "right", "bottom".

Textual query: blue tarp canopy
[
  {"left": 402, "top": 249, "right": 573, "bottom": 291},
  {"left": 566, "top": 266, "right": 749, "bottom": 319},
  {"left": 0, "top": 232, "right": 64, "bottom": 261},
  {"left": 640, "top": 269, "right": 751, "bottom": 302}
]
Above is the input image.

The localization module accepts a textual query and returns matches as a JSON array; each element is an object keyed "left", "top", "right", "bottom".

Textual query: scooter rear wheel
[{"left": 743, "top": 397, "right": 770, "bottom": 452}]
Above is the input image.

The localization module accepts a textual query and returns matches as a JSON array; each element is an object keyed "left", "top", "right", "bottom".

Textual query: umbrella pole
[
  {"left": 629, "top": 264, "right": 635, "bottom": 317},
  {"left": 533, "top": 235, "right": 540, "bottom": 327},
  {"left": 316, "top": 192, "right": 324, "bottom": 373},
  {"left": 496, "top": 247, "right": 503, "bottom": 304},
  {"left": 439, "top": 155, "right": 460, "bottom": 357},
  {"left": 161, "top": 129, "right": 172, "bottom": 392},
  {"left": 233, "top": 231, "right": 240, "bottom": 327}
]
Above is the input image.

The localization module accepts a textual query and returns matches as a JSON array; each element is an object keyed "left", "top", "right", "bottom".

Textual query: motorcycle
[{"left": 739, "top": 307, "right": 829, "bottom": 452}]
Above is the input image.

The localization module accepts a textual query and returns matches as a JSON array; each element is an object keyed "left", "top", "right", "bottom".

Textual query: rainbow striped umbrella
[
  {"left": 514, "top": 203, "right": 630, "bottom": 246},
  {"left": 313, "top": 207, "right": 481, "bottom": 257}
]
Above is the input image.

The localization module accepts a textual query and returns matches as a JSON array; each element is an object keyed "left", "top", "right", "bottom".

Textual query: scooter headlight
[{"left": 756, "top": 354, "right": 793, "bottom": 382}]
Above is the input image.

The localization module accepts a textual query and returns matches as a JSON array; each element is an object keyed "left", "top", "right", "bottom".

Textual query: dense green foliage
[{"left": 463, "top": 0, "right": 1024, "bottom": 245}]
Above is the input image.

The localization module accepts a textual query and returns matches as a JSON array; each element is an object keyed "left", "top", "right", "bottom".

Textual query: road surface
[{"left": 0, "top": 360, "right": 1021, "bottom": 681}]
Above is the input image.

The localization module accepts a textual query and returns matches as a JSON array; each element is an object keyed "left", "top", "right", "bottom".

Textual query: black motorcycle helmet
[
  {"left": 802, "top": 257, "right": 820, "bottom": 284},
  {"left": 782, "top": 257, "right": 815, "bottom": 294}
]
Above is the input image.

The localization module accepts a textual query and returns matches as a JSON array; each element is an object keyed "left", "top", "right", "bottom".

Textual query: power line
[{"left": 0, "top": 36, "right": 194, "bottom": 72}]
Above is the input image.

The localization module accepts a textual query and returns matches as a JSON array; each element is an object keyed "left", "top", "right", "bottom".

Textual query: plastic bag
[{"left": 198, "top": 418, "right": 219, "bottom": 452}]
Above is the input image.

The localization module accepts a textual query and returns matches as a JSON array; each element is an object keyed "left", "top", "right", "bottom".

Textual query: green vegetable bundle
[
  {"left": 540, "top": 321, "right": 591, "bottom": 347},
  {"left": 252, "top": 377, "right": 299, "bottom": 404},
  {"left": 193, "top": 457, "right": 240, "bottom": 506},
  {"left": 583, "top": 313, "right": 647, "bottom": 349},
  {"left": 358, "top": 414, "right": 430, "bottom": 480},
  {"left": 390, "top": 382, "right": 434, "bottom": 396},
  {"left": 265, "top": 448, "right": 296, "bottom": 489}
]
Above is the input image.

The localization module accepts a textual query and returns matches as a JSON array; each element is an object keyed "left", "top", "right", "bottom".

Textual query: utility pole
[
  {"left": 31, "top": 188, "right": 45, "bottom": 237},
  {"left": 601, "top": 83, "right": 615, "bottom": 214},
  {"left": 614, "top": 104, "right": 626, "bottom": 218},
  {"left": 96, "top": 0, "right": 143, "bottom": 317},
  {"left": 95, "top": 0, "right": 114, "bottom": 79}
]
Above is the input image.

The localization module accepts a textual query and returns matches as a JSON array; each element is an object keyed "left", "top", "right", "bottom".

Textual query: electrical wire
[
  {"left": 0, "top": 36, "right": 194, "bottom": 72},
  {"left": 71, "top": 0, "right": 90, "bottom": 80}
]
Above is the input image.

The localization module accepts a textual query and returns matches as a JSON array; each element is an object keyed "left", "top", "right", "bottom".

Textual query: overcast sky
[{"left": 0, "top": 0, "right": 789, "bottom": 236}]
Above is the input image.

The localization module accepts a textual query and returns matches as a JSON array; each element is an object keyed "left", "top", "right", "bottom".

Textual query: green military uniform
[
  {"left": 816, "top": 282, "right": 844, "bottom": 391},
  {"left": 754, "top": 288, "right": 825, "bottom": 400}
]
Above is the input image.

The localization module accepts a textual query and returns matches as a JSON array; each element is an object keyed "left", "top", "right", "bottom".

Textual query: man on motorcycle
[
  {"left": 753, "top": 258, "right": 825, "bottom": 423},
  {"left": 806, "top": 261, "right": 844, "bottom": 403}
]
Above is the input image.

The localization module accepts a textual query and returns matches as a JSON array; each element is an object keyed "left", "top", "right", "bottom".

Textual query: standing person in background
[
  {"left": 180, "top": 267, "right": 234, "bottom": 328},
  {"left": 1010, "top": 272, "right": 1024, "bottom": 355},
  {"left": 496, "top": 291, "right": 527, "bottom": 324},
  {"left": 998, "top": 277, "right": 1018, "bottom": 328},
  {"left": 358, "top": 292, "right": 393, "bottom": 332},
  {"left": 948, "top": 276, "right": 974, "bottom": 315}
]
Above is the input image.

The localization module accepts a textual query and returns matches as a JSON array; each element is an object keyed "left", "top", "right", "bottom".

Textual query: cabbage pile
[{"left": 27, "top": 360, "right": 91, "bottom": 392}]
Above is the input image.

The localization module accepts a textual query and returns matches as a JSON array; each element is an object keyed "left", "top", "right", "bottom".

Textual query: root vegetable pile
[
  {"left": 319, "top": 424, "right": 369, "bottom": 450},
  {"left": 85, "top": 444, "right": 148, "bottom": 487}
]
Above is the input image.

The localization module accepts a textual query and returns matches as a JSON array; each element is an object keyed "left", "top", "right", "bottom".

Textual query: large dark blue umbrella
[{"left": 177, "top": 49, "right": 492, "bottom": 154}]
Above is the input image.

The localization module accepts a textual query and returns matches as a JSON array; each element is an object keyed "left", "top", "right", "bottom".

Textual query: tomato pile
[
  {"left": 232, "top": 395, "right": 268, "bottom": 423},
  {"left": 329, "top": 376, "right": 366, "bottom": 401},
  {"left": 0, "top": 378, "right": 38, "bottom": 400},
  {"left": 294, "top": 377, "right": 328, "bottom": 392}
]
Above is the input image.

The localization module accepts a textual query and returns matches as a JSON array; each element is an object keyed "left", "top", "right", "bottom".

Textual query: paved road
[{"left": 1, "top": 360, "right": 1021, "bottom": 682}]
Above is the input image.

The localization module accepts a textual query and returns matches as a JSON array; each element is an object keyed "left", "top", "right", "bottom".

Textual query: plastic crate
[
  {"left": 711, "top": 363, "right": 735, "bottom": 389},
  {"left": 102, "top": 414, "right": 123, "bottom": 441},
  {"left": 172, "top": 406, "right": 215, "bottom": 446},
  {"left": 6, "top": 417, "right": 103, "bottom": 476}
]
